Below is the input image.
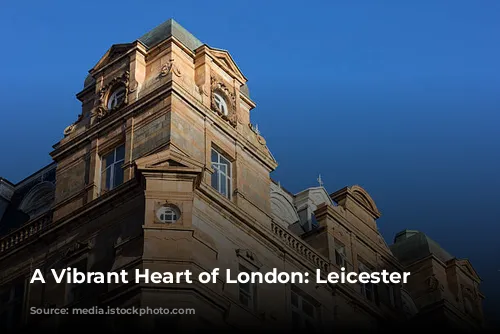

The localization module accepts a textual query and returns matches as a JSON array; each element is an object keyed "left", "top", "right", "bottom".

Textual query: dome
[
  {"left": 84, "top": 73, "right": 96, "bottom": 88},
  {"left": 390, "top": 230, "right": 454, "bottom": 265}
]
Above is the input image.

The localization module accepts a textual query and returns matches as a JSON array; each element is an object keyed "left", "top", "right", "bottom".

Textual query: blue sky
[{"left": 1, "top": 0, "right": 499, "bottom": 318}]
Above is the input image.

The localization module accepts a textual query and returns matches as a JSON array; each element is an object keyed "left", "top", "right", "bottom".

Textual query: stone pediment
[
  {"left": 204, "top": 46, "right": 247, "bottom": 83},
  {"left": 455, "top": 258, "right": 481, "bottom": 282},
  {"left": 330, "top": 185, "right": 381, "bottom": 219},
  {"left": 91, "top": 43, "right": 135, "bottom": 73},
  {"left": 135, "top": 146, "right": 204, "bottom": 174}
]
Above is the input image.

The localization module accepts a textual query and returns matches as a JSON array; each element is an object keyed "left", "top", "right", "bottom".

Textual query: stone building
[{"left": 0, "top": 19, "right": 485, "bottom": 333}]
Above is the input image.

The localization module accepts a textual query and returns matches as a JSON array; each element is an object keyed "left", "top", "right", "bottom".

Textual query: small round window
[
  {"left": 156, "top": 205, "right": 180, "bottom": 224},
  {"left": 107, "top": 86, "right": 126, "bottom": 110},
  {"left": 213, "top": 92, "right": 228, "bottom": 115}
]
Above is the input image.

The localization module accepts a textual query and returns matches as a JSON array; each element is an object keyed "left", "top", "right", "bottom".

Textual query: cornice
[
  {"left": 50, "top": 82, "right": 174, "bottom": 161},
  {"left": 239, "top": 91, "right": 256, "bottom": 109}
]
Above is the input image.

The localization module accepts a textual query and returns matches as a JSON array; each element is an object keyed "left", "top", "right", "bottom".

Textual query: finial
[{"left": 317, "top": 174, "right": 324, "bottom": 187}]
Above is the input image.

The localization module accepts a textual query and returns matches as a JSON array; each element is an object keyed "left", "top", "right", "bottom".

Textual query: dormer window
[
  {"left": 213, "top": 92, "right": 228, "bottom": 116},
  {"left": 107, "top": 86, "right": 126, "bottom": 110}
]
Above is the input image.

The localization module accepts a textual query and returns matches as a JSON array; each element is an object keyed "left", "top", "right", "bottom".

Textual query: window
[
  {"left": 213, "top": 92, "right": 228, "bottom": 115},
  {"left": 67, "top": 259, "right": 88, "bottom": 305},
  {"left": 238, "top": 264, "right": 256, "bottom": 310},
  {"left": 378, "top": 283, "right": 395, "bottom": 307},
  {"left": 291, "top": 288, "right": 317, "bottom": 331},
  {"left": 0, "top": 278, "right": 25, "bottom": 331},
  {"left": 156, "top": 205, "right": 180, "bottom": 223},
  {"left": 107, "top": 86, "right": 126, "bottom": 110},
  {"left": 211, "top": 148, "right": 232, "bottom": 198},
  {"left": 359, "top": 262, "right": 375, "bottom": 302},
  {"left": 100, "top": 144, "right": 125, "bottom": 194},
  {"left": 334, "top": 241, "right": 347, "bottom": 268}
]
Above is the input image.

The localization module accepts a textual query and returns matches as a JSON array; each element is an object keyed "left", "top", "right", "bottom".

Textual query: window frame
[
  {"left": 156, "top": 205, "right": 180, "bottom": 224},
  {"left": 334, "top": 241, "right": 347, "bottom": 268},
  {"left": 0, "top": 277, "right": 26, "bottom": 331},
  {"left": 238, "top": 264, "right": 256, "bottom": 311},
  {"left": 210, "top": 147, "right": 232, "bottom": 199},
  {"left": 99, "top": 144, "right": 125, "bottom": 194},
  {"left": 65, "top": 257, "right": 88, "bottom": 305},
  {"left": 213, "top": 92, "right": 228, "bottom": 116},
  {"left": 107, "top": 85, "right": 126, "bottom": 110},
  {"left": 358, "top": 261, "right": 375, "bottom": 302},
  {"left": 290, "top": 287, "right": 318, "bottom": 331}
]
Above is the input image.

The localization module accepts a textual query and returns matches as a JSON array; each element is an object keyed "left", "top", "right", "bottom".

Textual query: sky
[{"left": 1, "top": 0, "right": 499, "bottom": 320}]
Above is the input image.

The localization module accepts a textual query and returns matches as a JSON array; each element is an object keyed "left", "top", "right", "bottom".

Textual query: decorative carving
[
  {"left": 236, "top": 249, "right": 262, "bottom": 268},
  {"left": 425, "top": 274, "right": 445, "bottom": 292},
  {"left": 92, "top": 71, "right": 130, "bottom": 121},
  {"left": 63, "top": 113, "right": 84, "bottom": 137},
  {"left": 129, "top": 81, "right": 139, "bottom": 93},
  {"left": 63, "top": 124, "right": 76, "bottom": 136},
  {"left": 198, "top": 84, "right": 209, "bottom": 96},
  {"left": 159, "top": 59, "right": 181, "bottom": 78},
  {"left": 210, "top": 72, "right": 237, "bottom": 127},
  {"left": 462, "top": 284, "right": 478, "bottom": 301},
  {"left": 61, "top": 240, "right": 93, "bottom": 260}
]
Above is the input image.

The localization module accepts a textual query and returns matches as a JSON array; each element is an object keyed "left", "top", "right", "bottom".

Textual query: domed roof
[
  {"left": 84, "top": 73, "right": 95, "bottom": 88},
  {"left": 390, "top": 230, "right": 454, "bottom": 265}
]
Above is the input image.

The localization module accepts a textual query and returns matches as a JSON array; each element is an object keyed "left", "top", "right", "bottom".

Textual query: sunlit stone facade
[{"left": 0, "top": 19, "right": 485, "bottom": 333}]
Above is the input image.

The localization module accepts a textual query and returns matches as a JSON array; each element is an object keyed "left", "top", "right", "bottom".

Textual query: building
[{"left": 0, "top": 19, "right": 485, "bottom": 333}]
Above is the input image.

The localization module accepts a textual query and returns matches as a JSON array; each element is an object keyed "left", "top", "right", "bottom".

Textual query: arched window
[
  {"left": 107, "top": 86, "right": 126, "bottom": 110},
  {"left": 213, "top": 92, "right": 228, "bottom": 115},
  {"left": 18, "top": 182, "right": 55, "bottom": 219}
]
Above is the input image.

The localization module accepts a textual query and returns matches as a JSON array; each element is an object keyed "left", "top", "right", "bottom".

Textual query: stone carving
[
  {"left": 401, "top": 292, "right": 418, "bottom": 318},
  {"left": 61, "top": 240, "right": 93, "bottom": 260},
  {"left": 63, "top": 113, "right": 84, "bottom": 137},
  {"left": 63, "top": 124, "right": 76, "bottom": 136},
  {"left": 426, "top": 274, "right": 444, "bottom": 292},
  {"left": 462, "top": 284, "right": 478, "bottom": 301},
  {"left": 210, "top": 72, "right": 237, "bottom": 127},
  {"left": 236, "top": 249, "right": 262, "bottom": 268},
  {"left": 159, "top": 59, "right": 181, "bottom": 78},
  {"left": 92, "top": 71, "right": 130, "bottom": 121}
]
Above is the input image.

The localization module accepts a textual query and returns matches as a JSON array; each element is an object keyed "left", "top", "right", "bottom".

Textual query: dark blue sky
[{"left": 1, "top": 0, "right": 499, "bottom": 318}]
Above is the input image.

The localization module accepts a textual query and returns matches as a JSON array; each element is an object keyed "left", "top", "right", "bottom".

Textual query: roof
[
  {"left": 84, "top": 18, "right": 251, "bottom": 98},
  {"left": 390, "top": 229, "right": 454, "bottom": 265},
  {"left": 138, "top": 18, "right": 203, "bottom": 51}
]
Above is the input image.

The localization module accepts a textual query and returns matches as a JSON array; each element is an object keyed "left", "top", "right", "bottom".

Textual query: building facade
[{"left": 0, "top": 19, "right": 485, "bottom": 333}]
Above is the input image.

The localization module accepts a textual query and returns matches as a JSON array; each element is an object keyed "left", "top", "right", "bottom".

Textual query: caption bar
[{"left": 30, "top": 268, "right": 410, "bottom": 285}]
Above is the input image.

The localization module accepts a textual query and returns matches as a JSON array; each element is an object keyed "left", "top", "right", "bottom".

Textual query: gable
[
  {"left": 91, "top": 43, "right": 135, "bottom": 73},
  {"left": 207, "top": 47, "right": 247, "bottom": 83},
  {"left": 457, "top": 259, "right": 481, "bottom": 281}
]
